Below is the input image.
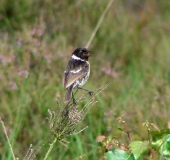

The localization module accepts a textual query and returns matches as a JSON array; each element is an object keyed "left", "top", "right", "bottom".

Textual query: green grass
[{"left": 0, "top": 0, "right": 170, "bottom": 159}]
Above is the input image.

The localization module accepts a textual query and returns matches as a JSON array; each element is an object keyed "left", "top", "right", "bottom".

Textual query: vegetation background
[{"left": 0, "top": 0, "right": 170, "bottom": 159}]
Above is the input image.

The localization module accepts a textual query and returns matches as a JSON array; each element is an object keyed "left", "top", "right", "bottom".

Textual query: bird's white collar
[{"left": 72, "top": 54, "right": 85, "bottom": 61}]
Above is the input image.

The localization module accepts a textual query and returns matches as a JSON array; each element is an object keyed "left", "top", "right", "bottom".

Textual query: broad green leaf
[
  {"left": 160, "top": 134, "right": 170, "bottom": 158},
  {"left": 151, "top": 139, "right": 163, "bottom": 149},
  {"left": 106, "top": 148, "right": 133, "bottom": 160},
  {"left": 105, "top": 148, "right": 141, "bottom": 160},
  {"left": 129, "top": 141, "right": 148, "bottom": 159},
  {"left": 151, "top": 129, "right": 170, "bottom": 141},
  {"left": 151, "top": 129, "right": 170, "bottom": 149},
  {"left": 166, "top": 138, "right": 170, "bottom": 150}
]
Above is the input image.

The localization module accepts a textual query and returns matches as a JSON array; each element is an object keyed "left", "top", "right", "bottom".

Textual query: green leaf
[
  {"left": 160, "top": 134, "right": 170, "bottom": 158},
  {"left": 167, "top": 139, "right": 170, "bottom": 150},
  {"left": 151, "top": 129, "right": 170, "bottom": 141},
  {"left": 129, "top": 141, "right": 148, "bottom": 159},
  {"left": 105, "top": 148, "right": 143, "bottom": 160},
  {"left": 118, "top": 127, "right": 123, "bottom": 131},
  {"left": 151, "top": 129, "right": 170, "bottom": 150},
  {"left": 151, "top": 139, "right": 163, "bottom": 149}
]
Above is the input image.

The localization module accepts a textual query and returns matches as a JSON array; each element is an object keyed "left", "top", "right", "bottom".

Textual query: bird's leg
[
  {"left": 72, "top": 91, "right": 77, "bottom": 104},
  {"left": 73, "top": 89, "right": 79, "bottom": 97},
  {"left": 78, "top": 87, "right": 94, "bottom": 96}
]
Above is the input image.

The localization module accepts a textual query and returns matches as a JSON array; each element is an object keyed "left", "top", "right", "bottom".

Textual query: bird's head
[{"left": 72, "top": 48, "right": 91, "bottom": 61}]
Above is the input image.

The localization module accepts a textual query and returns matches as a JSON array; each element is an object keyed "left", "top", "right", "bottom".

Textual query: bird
[{"left": 63, "top": 48, "right": 92, "bottom": 103}]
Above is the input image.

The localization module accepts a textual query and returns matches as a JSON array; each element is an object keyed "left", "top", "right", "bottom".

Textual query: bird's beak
[{"left": 86, "top": 50, "right": 93, "bottom": 57}]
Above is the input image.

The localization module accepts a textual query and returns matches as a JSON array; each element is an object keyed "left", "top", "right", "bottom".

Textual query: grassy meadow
[{"left": 0, "top": 0, "right": 170, "bottom": 159}]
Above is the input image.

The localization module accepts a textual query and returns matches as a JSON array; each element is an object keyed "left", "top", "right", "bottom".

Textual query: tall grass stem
[
  {"left": 85, "top": 0, "right": 114, "bottom": 48},
  {"left": 43, "top": 138, "right": 57, "bottom": 160},
  {"left": 0, "top": 117, "right": 16, "bottom": 160}
]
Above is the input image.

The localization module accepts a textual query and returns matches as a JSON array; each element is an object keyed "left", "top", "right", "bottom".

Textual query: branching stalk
[{"left": 44, "top": 138, "right": 57, "bottom": 160}]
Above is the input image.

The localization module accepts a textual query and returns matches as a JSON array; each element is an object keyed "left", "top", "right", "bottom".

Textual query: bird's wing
[{"left": 63, "top": 60, "right": 89, "bottom": 88}]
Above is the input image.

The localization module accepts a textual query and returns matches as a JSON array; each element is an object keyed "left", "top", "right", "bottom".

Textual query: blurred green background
[{"left": 0, "top": 0, "right": 170, "bottom": 159}]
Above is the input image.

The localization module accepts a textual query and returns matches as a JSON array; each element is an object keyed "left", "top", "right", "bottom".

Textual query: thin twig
[
  {"left": 143, "top": 121, "right": 154, "bottom": 159},
  {"left": 73, "top": 126, "right": 88, "bottom": 135},
  {"left": 122, "top": 121, "right": 131, "bottom": 141},
  {"left": 25, "top": 144, "right": 44, "bottom": 160},
  {"left": 147, "top": 129, "right": 154, "bottom": 159},
  {"left": 85, "top": 0, "right": 114, "bottom": 48},
  {"left": 0, "top": 117, "right": 16, "bottom": 160},
  {"left": 24, "top": 144, "right": 32, "bottom": 160}
]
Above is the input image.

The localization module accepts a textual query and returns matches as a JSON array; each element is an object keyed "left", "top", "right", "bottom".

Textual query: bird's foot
[{"left": 88, "top": 91, "right": 94, "bottom": 96}]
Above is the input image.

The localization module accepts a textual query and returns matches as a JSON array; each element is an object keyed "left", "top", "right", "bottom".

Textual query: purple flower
[
  {"left": 18, "top": 70, "right": 29, "bottom": 78},
  {"left": 0, "top": 55, "right": 16, "bottom": 65},
  {"left": 8, "top": 81, "right": 18, "bottom": 90}
]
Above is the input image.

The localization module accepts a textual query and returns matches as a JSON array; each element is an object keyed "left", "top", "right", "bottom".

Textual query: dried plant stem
[
  {"left": 122, "top": 121, "right": 131, "bottom": 141},
  {"left": 24, "top": 144, "right": 33, "bottom": 160},
  {"left": 85, "top": 0, "right": 114, "bottom": 48},
  {"left": 0, "top": 117, "right": 16, "bottom": 160},
  {"left": 44, "top": 84, "right": 109, "bottom": 158},
  {"left": 147, "top": 129, "right": 154, "bottom": 159},
  {"left": 73, "top": 126, "right": 88, "bottom": 135},
  {"left": 43, "top": 138, "right": 57, "bottom": 160}
]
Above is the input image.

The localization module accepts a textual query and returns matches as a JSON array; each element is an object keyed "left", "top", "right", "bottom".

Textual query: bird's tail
[{"left": 64, "top": 85, "right": 73, "bottom": 102}]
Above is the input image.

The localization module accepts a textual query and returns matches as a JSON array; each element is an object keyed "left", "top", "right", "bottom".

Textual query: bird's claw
[{"left": 88, "top": 91, "right": 94, "bottom": 96}]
